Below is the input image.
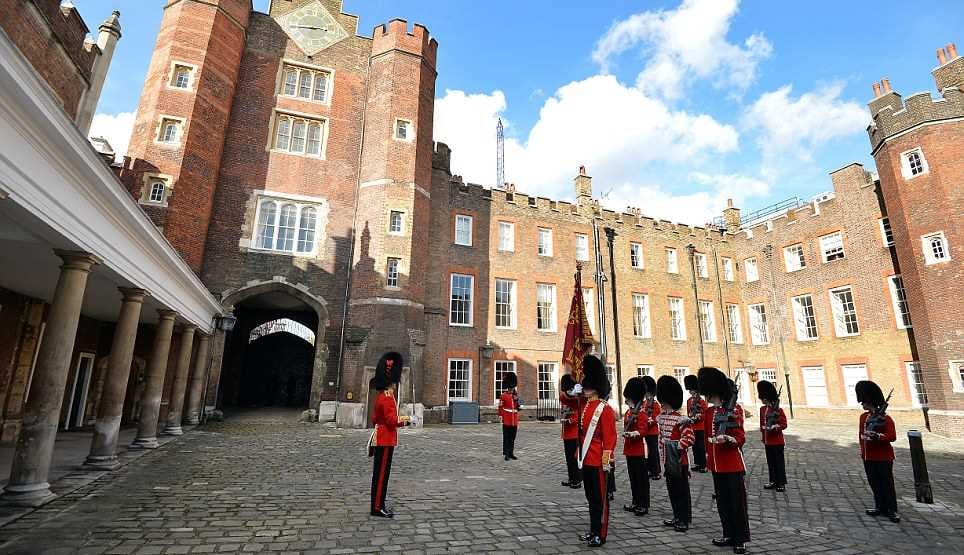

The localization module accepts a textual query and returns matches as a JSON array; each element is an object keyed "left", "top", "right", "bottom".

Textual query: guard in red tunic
[
  {"left": 621, "top": 377, "right": 649, "bottom": 516},
  {"left": 656, "top": 376, "right": 695, "bottom": 532},
  {"left": 577, "top": 355, "right": 617, "bottom": 548},
  {"left": 684, "top": 375, "right": 708, "bottom": 473},
  {"left": 369, "top": 352, "right": 411, "bottom": 518},
  {"left": 856, "top": 380, "right": 900, "bottom": 523},
  {"left": 757, "top": 380, "right": 788, "bottom": 491},
  {"left": 559, "top": 373, "right": 584, "bottom": 488},
  {"left": 641, "top": 375, "right": 662, "bottom": 480},
  {"left": 699, "top": 367, "right": 749, "bottom": 554},
  {"left": 498, "top": 372, "right": 520, "bottom": 461}
]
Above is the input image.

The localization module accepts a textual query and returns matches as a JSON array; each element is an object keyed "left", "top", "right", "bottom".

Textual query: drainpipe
[
  {"left": 713, "top": 247, "right": 732, "bottom": 374},
  {"left": 763, "top": 244, "right": 794, "bottom": 418},
  {"left": 592, "top": 219, "right": 608, "bottom": 364},
  {"left": 604, "top": 227, "right": 624, "bottom": 410},
  {"left": 686, "top": 244, "right": 705, "bottom": 368}
]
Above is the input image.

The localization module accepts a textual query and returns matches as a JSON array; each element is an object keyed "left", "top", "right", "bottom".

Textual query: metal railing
[{"left": 537, "top": 396, "right": 560, "bottom": 421}]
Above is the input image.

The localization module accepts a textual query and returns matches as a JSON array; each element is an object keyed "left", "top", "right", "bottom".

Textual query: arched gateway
[{"left": 219, "top": 279, "right": 330, "bottom": 412}]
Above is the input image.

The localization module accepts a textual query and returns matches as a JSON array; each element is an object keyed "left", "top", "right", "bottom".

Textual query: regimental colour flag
[{"left": 562, "top": 263, "right": 595, "bottom": 383}]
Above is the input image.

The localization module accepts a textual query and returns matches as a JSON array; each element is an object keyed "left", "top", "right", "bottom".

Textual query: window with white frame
[
  {"left": 253, "top": 197, "right": 320, "bottom": 255},
  {"left": 494, "top": 278, "right": 516, "bottom": 329},
  {"left": 447, "top": 359, "right": 471, "bottom": 401},
  {"left": 386, "top": 257, "right": 400, "bottom": 288},
  {"left": 144, "top": 179, "right": 167, "bottom": 205},
  {"left": 538, "top": 228, "right": 553, "bottom": 256},
  {"left": 802, "top": 366, "right": 828, "bottom": 406},
  {"left": 784, "top": 244, "right": 806, "bottom": 272},
  {"left": 272, "top": 113, "right": 326, "bottom": 156},
  {"left": 575, "top": 234, "right": 589, "bottom": 261},
  {"left": 280, "top": 64, "right": 330, "bottom": 102},
  {"left": 921, "top": 232, "right": 950, "bottom": 264},
  {"left": 699, "top": 300, "right": 717, "bottom": 342},
  {"left": 744, "top": 257, "right": 759, "bottom": 282},
  {"left": 842, "top": 364, "right": 868, "bottom": 406},
  {"left": 394, "top": 119, "right": 412, "bottom": 141},
  {"left": 632, "top": 294, "right": 651, "bottom": 338},
  {"left": 498, "top": 222, "right": 514, "bottom": 252},
  {"left": 673, "top": 366, "right": 688, "bottom": 385},
  {"left": 829, "top": 286, "right": 859, "bottom": 336},
  {"left": 791, "top": 294, "right": 819, "bottom": 341},
  {"left": 388, "top": 210, "right": 404, "bottom": 234},
  {"left": 759, "top": 368, "right": 777, "bottom": 384},
  {"left": 582, "top": 288, "right": 595, "bottom": 336},
  {"left": 695, "top": 252, "right": 708, "bottom": 278},
  {"left": 449, "top": 274, "right": 474, "bottom": 326},
  {"left": 158, "top": 117, "right": 181, "bottom": 144},
  {"left": 748, "top": 303, "right": 769, "bottom": 345},
  {"left": 536, "top": 283, "right": 557, "bottom": 331},
  {"left": 879, "top": 218, "right": 894, "bottom": 247},
  {"left": 888, "top": 275, "right": 912, "bottom": 329},
  {"left": 454, "top": 214, "right": 473, "bottom": 246},
  {"left": 538, "top": 362, "right": 558, "bottom": 401},
  {"left": 722, "top": 257, "right": 734, "bottom": 281},
  {"left": 494, "top": 360, "right": 517, "bottom": 398},
  {"left": 819, "top": 231, "right": 845, "bottom": 262},
  {"left": 948, "top": 360, "right": 964, "bottom": 393},
  {"left": 630, "top": 243, "right": 643, "bottom": 269},
  {"left": 905, "top": 362, "right": 927, "bottom": 408},
  {"left": 668, "top": 297, "right": 686, "bottom": 340},
  {"left": 636, "top": 365, "right": 654, "bottom": 377},
  {"left": 726, "top": 304, "right": 743, "bottom": 344},
  {"left": 900, "top": 148, "right": 928, "bottom": 179},
  {"left": 666, "top": 248, "right": 679, "bottom": 273},
  {"left": 170, "top": 64, "right": 193, "bottom": 89}
]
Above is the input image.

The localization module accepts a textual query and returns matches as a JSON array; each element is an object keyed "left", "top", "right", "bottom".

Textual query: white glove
[
  {"left": 409, "top": 416, "right": 419, "bottom": 427},
  {"left": 571, "top": 384, "right": 583, "bottom": 395}
]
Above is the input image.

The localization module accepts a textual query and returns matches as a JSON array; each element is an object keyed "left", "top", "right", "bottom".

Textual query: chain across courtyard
[{"left": 0, "top": 409, "right": 961, "bottom": 554}]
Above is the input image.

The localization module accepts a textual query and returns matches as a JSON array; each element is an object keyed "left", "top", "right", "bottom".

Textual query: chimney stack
[
  {"left": 948, "top": 43, "right": 959, "bottom": 59},
  {"left": 937, "top": 47, "right": 948, "bottom": 66},
  {"left": 872, "top": 82, "right": 882, "bottom": 97},
  {"left": 933, "top": 40, "right": 963, "bottom": 93},
  {"left": 881, "top": 78, "right": 892, "bottom": 93},
  {"left": 574, "top": 165, "right": 592, "bottom": 200}
]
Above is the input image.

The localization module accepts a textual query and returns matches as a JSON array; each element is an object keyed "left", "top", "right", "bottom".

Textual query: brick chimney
[
  {"left": 934, "top": 41, "right": 963, "bottom": 92},
  {"left": 574, "top": 165, "right": 592, "bottom": 199},
  {"left": 722, "top": 198, "right": 741, "bottom": 233}
]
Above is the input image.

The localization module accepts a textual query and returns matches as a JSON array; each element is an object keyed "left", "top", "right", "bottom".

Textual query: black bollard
[{"left": 907, "top": 430, "right": 934, "bottom": 504}]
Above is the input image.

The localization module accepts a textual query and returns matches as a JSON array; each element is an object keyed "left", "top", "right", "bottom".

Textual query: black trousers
[
  {"left": 765, "top": 444, "right": 787, "bottom": 486},
  {"left": 645, "top": 435, "right": 661, "bottom": 476},
  {"left": 502, "top": 425, "right": 517, "bottom": 457},
  {"left": 712, "top": 471, "right": 750, "bottom": 544},
  {"left": 666, "top": 465, "right": 691, "bottom": 524},
  {"left": 626, "top": 455, "right": 650, "bottom": 509},
  {"left": 692, "top": 430, "right": 707, "bottom": 469},
  {"left": 863, "top": 460, "right": 898, "bottom": 514},
  {"left": 563, "top": 439, "right": 580, "bottom": 484},
  {"left": 370, "top": 446, "right": 394, "bottom": 512},
  {"left": 582, "top": 465, "right": 610, "bottom": 539}
]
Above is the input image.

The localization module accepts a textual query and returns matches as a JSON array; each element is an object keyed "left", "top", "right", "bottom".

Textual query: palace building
[{"left": 0, "top": 0, "right": 962, "bottom": 504}]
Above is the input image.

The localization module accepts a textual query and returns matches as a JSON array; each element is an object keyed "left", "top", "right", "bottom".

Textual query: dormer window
[
  {"left": 148, "top": 181, "right": 166, "bottom": 203},
  {"left": 170, "top": 63, "right": 194, "bottom": 89},
  {"left": 156, "top": 117, "right": 183, "bottom": 145},
  {"left": 900, "top": 148, "right": 928, "bottom": 179},
  {"left": 139, "top": 174, "right": 171, "bottom": 207}
]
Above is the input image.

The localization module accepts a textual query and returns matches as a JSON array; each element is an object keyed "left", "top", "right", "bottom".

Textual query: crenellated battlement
[
  {"left": 867, "top": 42, "right": 964, "bottom": 153},
  {"left": 371, "top": 18, "right": 438, "bottom": 68}
]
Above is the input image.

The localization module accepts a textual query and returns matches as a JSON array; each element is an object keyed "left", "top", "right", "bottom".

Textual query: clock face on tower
[{"left": 276, "top": 1, "right": 348, "bottom": 56}]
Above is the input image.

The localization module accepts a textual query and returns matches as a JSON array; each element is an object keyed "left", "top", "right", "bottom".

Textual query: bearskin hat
[
  {"left": 757, "top": 379, "right": 778, "bottom": 402},
  {"left": 580, "top": 355, "right": 611, "bottom": 398},
  {"left": 641, "top": 375, "right": 657, "bottom": 395},
  {"left": 656, "top": 375, "right": 684, "bottom": 410},
  {"left": 560, "top": 373, "right": 576, "bottom": 393},
  {"left": 623, "top": 376, "right": 645, "bottom": 403},
  {"left": 855, "top": 380, "right": 884, "bottom": 407},
  {"left": 683, "top": 374, "right": 700, "bottom": 393},
  {"left": 502, "top": 371, "right": 518, "bottom": 390},
  {"left": 373, "top": 351, "right": 404, "bottom": 390},
  {"left": 697, "top": 366, "right": 729, "bottom": 398}
]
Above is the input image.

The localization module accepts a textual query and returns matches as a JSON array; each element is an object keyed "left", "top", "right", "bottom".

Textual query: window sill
[
  {"left": 924, "top": 258, "right": 952, "bottom": 266},
  {"left": 833, "top": 333, "right": 860, "bottom": 339},
  {"left": 269, "top": 148, "right": 327, "bottom": 160},
  {"left": 796, "top": 337, "right": 819, "bottom": 342},
  {"left": 786, "top": 268, "right": 804, "bottom": 273},
  {"left": 494, "top": 326, "right": 517, "bottom": 331},
  {"left": 246, "top": 246, "right": 318, "bottom": 258},
  {"left": 139, "top": 201, "right": 169, "bottom": 208},
  {"left": 454, "top": 243, "right": 473, "bottom": 248},
  {"left": 632, "top": 335, "right": 652, "bottom": 341},
  {"left": 276, "top": 93, "right": 332, "bottom": 107},
  {"left": 631, "top": 266, "right": 644, "bottom": 271},
  {"left": 449, "top": 323, "right": 474, "bottom": 328},
  {"left": 536, "top": 330, "right": 558, "bottom": 334}
]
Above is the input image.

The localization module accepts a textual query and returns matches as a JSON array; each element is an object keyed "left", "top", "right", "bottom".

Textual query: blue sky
[{"left": 79, "top": 0, "right": 964, "bottom": 224}]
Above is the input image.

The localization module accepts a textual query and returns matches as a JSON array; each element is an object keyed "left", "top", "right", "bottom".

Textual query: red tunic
[
  {"left": 622, "top": 406, "right": 647, "bottom": 457},
  {"left": 580, "top": 399, "right": 617, "bottom": 467},
  {"left": 704, "top": 404, "right": 746, "bottom": 473},
  {"left": 499, "top": 391, "right": 520, "bottom": 427},
  {"left": 657, "top": 411, "right": 696, "bottom": 467},
  {"left": 759, "top": 405, "right": 788, "bottom": 445},
  {"left": 372, "top": 392, "right": 403, "bottom": 447},
  {"left": 560, "top": 394, "right": 583, "bottom": 440},
  {"left": 642, "top": 398, "right": 661, "bottom": 436},
  {"left": 686, "top": 395, "right": 708, "bottom": 428},
  {"left": 859, "top": 412, "right": 896, "bottom": 461}
]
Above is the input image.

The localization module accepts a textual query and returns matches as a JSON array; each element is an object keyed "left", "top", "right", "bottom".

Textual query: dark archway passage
[{"left": 236, "top": 332, "right": 313, "bottom": 407}]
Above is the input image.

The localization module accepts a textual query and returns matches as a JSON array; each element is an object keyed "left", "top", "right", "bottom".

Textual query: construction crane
[{"left": 496, "top": 118, "right": 505, "bottom": 189}]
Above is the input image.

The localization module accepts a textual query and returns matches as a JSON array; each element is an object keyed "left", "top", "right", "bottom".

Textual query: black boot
[
  {"left": 370, "top": 508, "right": 394, "bottom": 518},
  {"left": 623, "top": 504, "right": 636, "bottom": 512},
  {"left": 712, "top": 537, "right": 733, "bottom": 547},
  {"left": 733, "top": 544, "right": 747, "bottom": 554},
  {"left": 587, "top": 535, "right": 605, "bottom": 547}
]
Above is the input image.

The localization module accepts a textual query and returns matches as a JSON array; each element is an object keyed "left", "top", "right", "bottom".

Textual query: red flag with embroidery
[{"left": 562, "top": 263, "right": 595, "bottom": 383}]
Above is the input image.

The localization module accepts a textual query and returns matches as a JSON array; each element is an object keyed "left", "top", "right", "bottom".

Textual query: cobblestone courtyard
[{"left": 0, "top": 409, "right": 962, "bottom": 554}]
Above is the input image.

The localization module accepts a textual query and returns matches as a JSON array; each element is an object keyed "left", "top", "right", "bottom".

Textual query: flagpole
[{"left": 591, "top": 218, "right": 608, "bottom": 364}]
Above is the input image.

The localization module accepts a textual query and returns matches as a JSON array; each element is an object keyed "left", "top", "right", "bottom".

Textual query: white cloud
[
  {"left": 89, "top": 111, "right": 135, "bottom": 162},
  {"left": 593, "top": 0, "right": 772, "bottom": 100},
  {"left": 742, "top": 84, "right": 867, "bottom": 176}
]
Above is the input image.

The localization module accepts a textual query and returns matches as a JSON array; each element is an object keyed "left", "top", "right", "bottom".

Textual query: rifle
[
  {"left": 688, "top": 394, "right": 702, "bottom": 423},
  {"left": 712, "top": 372, "right": 742, "bottom": 440},
  {"left": 766, "top": 385, "right": 783, "bottom": 429},
  {"left": 864, "top": 388, "right": 894, "bottom": 435},
  {"left": 623, "top": 400, "right": 643, "bottom": 437}
]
